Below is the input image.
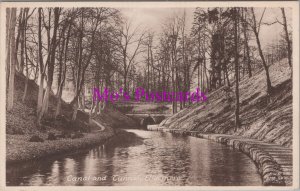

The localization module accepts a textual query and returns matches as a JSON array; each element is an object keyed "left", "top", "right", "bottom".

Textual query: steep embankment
[
  {"left": 92, "top": 105, "right": 138, "bottom": 129},
  {"left": 160, "top": 58, "right": 292, "bottom": 148},
  {"left": 6, "top": 73, "right": 137, "bottom": 163}
]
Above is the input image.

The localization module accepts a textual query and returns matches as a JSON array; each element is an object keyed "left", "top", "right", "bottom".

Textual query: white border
[{"left": 0, "top": 1, "right": 299, "bottom": 191}]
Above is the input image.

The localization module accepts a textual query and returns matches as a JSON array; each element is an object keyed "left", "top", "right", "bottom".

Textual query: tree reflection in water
[{"left": 6, "top": 130, "right": 262, "bottom": 186}]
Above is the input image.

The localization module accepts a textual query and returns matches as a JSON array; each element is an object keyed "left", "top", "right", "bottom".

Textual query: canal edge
[
  {"left": 6, "top": 128, "right": 125, "bottom": 164},
  {"left": 163, "top": 128, "right": 292, "bottom": 186}
]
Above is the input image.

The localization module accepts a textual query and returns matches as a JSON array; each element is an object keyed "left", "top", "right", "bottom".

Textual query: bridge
[{"left": 114, "top": 102, "right": 172, "bottom": 129}]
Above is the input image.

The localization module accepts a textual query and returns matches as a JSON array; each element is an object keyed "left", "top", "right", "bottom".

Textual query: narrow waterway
[{"left": 6, "top": 129, "right": 262, "bottom": 186}]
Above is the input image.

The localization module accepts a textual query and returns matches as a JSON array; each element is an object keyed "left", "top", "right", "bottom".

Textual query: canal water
[{"left": 6, "top": 129, "right": 262, "bottom": 186}]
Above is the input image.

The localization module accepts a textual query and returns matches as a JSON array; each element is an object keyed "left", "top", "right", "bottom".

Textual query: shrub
[
  {"left": 47, "top": 132, "right": 57, "bottom": 140},
  {"left": 29, "top": 135, "right": 44, "bottom": 142},
  {"left": 71, "top": 132, "right": 84, "bottom": 139}
]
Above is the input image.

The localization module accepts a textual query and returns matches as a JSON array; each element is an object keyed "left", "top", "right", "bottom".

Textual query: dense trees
[
  {"left": 116, "top": 19, "right": 146, "bottom": 93},
  {"left": 5, "top": 7, "right": 292, "bottom": 125}
]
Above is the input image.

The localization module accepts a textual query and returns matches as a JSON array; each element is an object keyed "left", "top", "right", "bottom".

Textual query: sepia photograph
[{"left": 0, "top": 1, "right": 299, "bottom": 190}]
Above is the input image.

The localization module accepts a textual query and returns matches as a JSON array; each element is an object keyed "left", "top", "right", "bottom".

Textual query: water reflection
[{"left": 6, "top": 130, "right": 262, "bottom": 186}]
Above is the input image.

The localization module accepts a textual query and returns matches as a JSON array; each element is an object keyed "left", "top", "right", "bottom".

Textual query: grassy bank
[{"left": 160, "top": 58, "right": 292, "bottom": 148}]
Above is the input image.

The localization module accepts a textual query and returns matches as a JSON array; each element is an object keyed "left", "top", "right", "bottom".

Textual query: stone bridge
[
  {"left": 114, "top": 102, "right": 172, "bottom": 129},
  {"left": 125, "top": 113, "right": 172, "bottom": 129}
]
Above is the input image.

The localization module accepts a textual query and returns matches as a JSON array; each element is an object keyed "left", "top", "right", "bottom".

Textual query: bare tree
[
  {"left": 38, "top": 8, "right": 61, "bottom": 124},
  {"left": 250, "top": 8, "right": 272, "bottom": 94},
  {"left": 37, "top": 8, "right": 45, "bottom": 118},
  {"left": 70, "top": 8, "right": 110, "bottom": 120},
  {"left": 116, "top": 19, "right": 146, "bottom": 93},
  {"left": 164, "top": 15, "right": 180, "bottom": 114},
  {"left": 21, "top": 8, "right": 34, "bottom": 102},
  {"left": 241, "top": 9, "right": 252, "bottom": 78},
  {"left": 145, "top": 31, "right": 154, "bottom": 94},
  {"left": 55, "top": 17, "right": 72, "bottom": 118}
]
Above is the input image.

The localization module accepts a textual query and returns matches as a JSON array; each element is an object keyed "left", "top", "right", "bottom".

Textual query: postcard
[{"left": 0, "top": 1, "right": 299, "bottom": 190}]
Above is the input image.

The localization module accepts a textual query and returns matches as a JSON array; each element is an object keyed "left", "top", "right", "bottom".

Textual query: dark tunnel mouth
[{"left": 141, "top": 116, "right": 156, "bottom": 127}]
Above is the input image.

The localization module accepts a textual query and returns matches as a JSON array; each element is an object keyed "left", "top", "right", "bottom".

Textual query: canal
[{"left": 6, "top": 129, "right": 262, "bottom": 186}]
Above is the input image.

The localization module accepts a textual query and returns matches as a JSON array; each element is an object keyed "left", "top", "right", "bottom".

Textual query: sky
[
  {"left": 120, "top": 7, "right": 292, "bottom": 49},
  {"left": 120, "top": 8, "right": 194, "bottom": 34}
]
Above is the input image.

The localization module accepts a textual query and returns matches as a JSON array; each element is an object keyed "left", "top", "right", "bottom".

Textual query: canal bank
[
  {"left": 6, "top": 106, "right": 138, "bottom": 164},
  {"left": 6, "top": 126, "right": 114, "bottom": 164},
  {"left": 153, "top": 127, "right": 292, "bottom": 186},
  {"left": 7, "top": 129, "right": 263, "bottom": 186}
]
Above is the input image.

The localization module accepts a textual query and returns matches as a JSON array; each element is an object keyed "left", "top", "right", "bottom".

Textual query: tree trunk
[
  {"left": 124, "top": 72, "right": 127, "bottom": 94},
  {"left": 15, "top": 8, "right": 23, "bottom": 72},
  {"left": 56, "top": 42, "right": 63, "bottom": 97},
  {"left": 242, "top": 9, "right": 252, "bottom": 77},
  {"left": 281, "top": 8, "right": 292, "bottom": 68},
  {"left": 22, "top": 65, "right": 28, "bottom": 102},
  {"left": 72, "top": 101, "right": 78, "bottom": 120},
  {"left": 55, "top": 24, "right": 71, "bottom": 119},
  {"left": 37, "top": 8, "right": 44, "bottom": 116},
  {"left": 224, "top": 63, "right": 230, "bottom": 87},
  {"left": 38, "top": 8, "right": 60, "bottom": 123},
  {"left": 7, "top": 8, "right": 17, "bottom": 111},
  {"left": 243, "top": 29, "right": 252, "bottom": 77},
  {"left": 6, "top": 8, "right": 11, "bottom": 92},
  {"left": 234, "top": 8, "right": 240, "bottom": 132},
  {"left": 254, "top": 31, "right": 272, "bottom": 94},
  {"left": 251, "top": 8, "right": 272, "bottom": 94},
  {"left": 55, "top": 58, "right": 67, "bottom": 119},
  {"left": 22, "top": 9, "right": 29, "bottom": 102},
  {"left": 171, "top": 51, "right": 177, "bottom": 114}
]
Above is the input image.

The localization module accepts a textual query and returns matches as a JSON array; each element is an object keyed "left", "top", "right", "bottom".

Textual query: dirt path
[{"left": 90, "top": 119, "right": 106, "bottom": 132}]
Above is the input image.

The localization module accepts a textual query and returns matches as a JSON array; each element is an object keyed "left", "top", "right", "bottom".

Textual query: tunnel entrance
[
  {"left": 125, "top": 114, "right": 168, "bottom": 129},
  {"left": 140, "top": 115, "right": 156, "bottom": 129}
]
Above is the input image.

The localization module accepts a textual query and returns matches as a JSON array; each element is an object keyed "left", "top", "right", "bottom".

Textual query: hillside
[
  {"left": 159, "top": 58, "right": 292, "bottom": 148},
  {"left": 7, "top": 73, "right": 137, "bottom": 135},
  {"left": 6, "top": 73, "right": 75, "bottom": 136},
  {"left": 6, "top": 73, "right": 138, "bottom": 163},
  {"left": 92, "top": 105, "right": 138, "bottom": 129}
]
